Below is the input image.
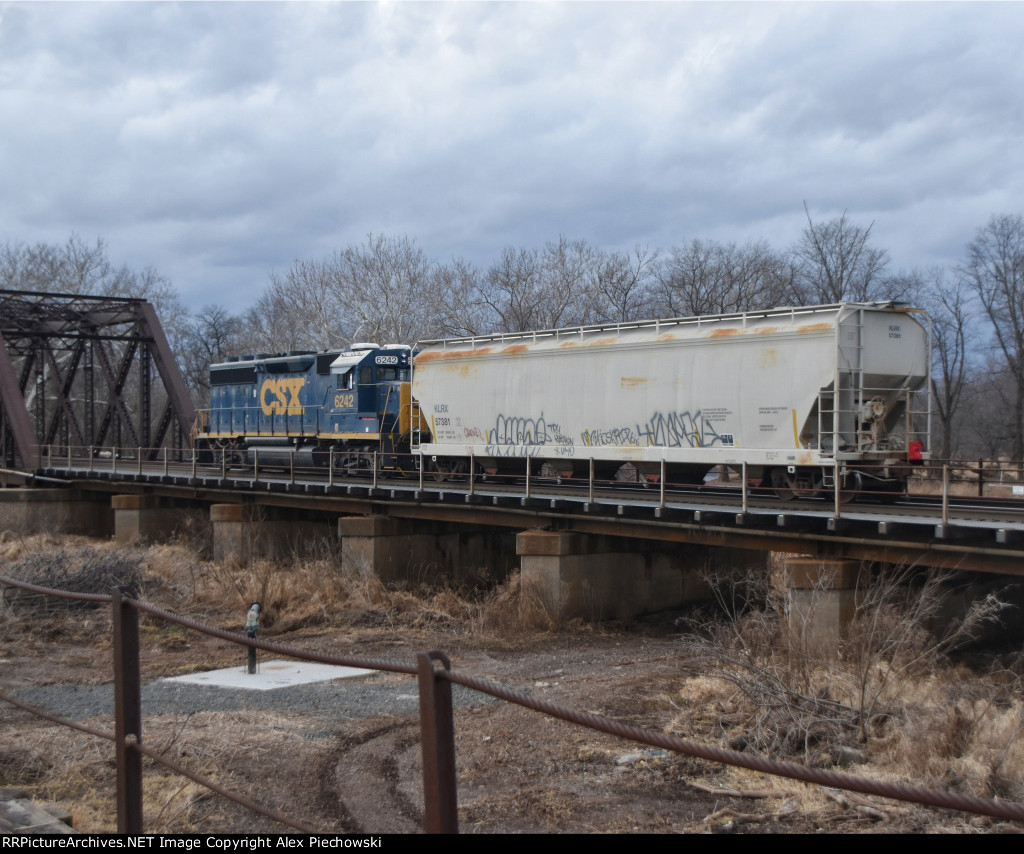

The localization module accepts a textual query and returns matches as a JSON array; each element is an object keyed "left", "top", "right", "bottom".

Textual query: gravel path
[{"left": 13, "top": 674, "right": 493, "bottom": 723}]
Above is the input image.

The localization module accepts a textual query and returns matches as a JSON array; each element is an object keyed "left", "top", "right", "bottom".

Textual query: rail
[{"left": 2, "top": 574, "right": 1024, "bottom": 833}]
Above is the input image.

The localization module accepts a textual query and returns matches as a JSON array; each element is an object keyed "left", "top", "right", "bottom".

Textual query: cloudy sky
[{"left": 1, "top": 1, "right": 1021, "bottom": 314}]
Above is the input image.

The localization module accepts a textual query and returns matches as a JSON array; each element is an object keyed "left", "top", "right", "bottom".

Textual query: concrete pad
[{"left": 163, "top": 660, "right": 376, "bottom": 691}]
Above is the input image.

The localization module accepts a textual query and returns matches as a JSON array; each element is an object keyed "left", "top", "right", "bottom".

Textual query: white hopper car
[{"left": 411, "top": 302, "right": 931, "bottom": 499}]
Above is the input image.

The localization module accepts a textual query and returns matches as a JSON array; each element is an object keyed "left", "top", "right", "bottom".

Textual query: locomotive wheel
[{"left": 338, "top": 453, "right": 374, "bottom": 477}]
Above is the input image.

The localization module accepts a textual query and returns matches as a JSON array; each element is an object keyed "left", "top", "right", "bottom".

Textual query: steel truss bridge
[{"left": 0, "top": 289, "right": 195, "bottom": 472}]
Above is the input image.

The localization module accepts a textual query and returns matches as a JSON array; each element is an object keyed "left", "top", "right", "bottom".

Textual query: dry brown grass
[
  {"left": 5, "top": 533, "right": 1024, "bottom": 832},
  {"left": 2, "top": 530, "right": 556, "bottom": 648},
  {"left": 669, "top": 559, "right": 1024, "bottom": 806}
]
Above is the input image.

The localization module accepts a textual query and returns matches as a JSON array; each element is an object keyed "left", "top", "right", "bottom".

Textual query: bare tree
[
  {"left": 238, "top": 235, "right": 443, "bottom": 351},
  {"left": 962, "top": 213, "right": 1024, "bottom": 464},
  {"left": 429, "top": 258, "right": 491, "bottom": 338},
  {"left": 653, "top": 239, "right": 792, "bottom": 318},
  {"left": 916, "top": 269, "right": 974, "bottom": 461},
  {"left": 240, "top": 266, "right": 340, "bottom": 354},
  {"left": 789, "top": 204, "right": 890, "bottom": 304},
  {"left": 332, "top": 234, "right": 440, "bottom": 345},
  {"left": 958, "top": 361, "right": 1018, "bottom": 461},
  {"left": 179, "top": 305, "right": 245, "bottom": 404},
  {"left": 590, "top": 244, "right": 659, "bottom": 323}
]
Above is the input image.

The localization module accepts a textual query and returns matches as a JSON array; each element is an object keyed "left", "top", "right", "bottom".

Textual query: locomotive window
[
  {"left": 336, "top": 369, "right": 354, "bottom": 390},
  {"left": 359, "top": 366, "right": 373, "bottom": 385},
  {"left": 374, "top": 367, "right": 410, "bottom": 382}
]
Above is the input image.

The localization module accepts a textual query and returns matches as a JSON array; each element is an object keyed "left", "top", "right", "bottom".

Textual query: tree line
[{"left": 2, "top": 208, "right": 1022, "bottom": 464}]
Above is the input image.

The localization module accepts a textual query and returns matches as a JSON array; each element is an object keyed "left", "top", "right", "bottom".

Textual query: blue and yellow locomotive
[{"left": 196, "top": 343, "right": 415, "bottom": 473}]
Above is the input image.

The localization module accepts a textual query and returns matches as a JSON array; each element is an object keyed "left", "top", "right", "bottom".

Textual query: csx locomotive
[
  {"left": 198, "top": 343, "right": 415, "bottom": 474},
  {"left": 196, "top": 302, "right": 931, "bottom": 498}
]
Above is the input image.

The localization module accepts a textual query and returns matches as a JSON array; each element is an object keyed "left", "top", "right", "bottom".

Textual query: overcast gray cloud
[{"left": 1, "top": 1, "right": 1021, "bottom": 312}]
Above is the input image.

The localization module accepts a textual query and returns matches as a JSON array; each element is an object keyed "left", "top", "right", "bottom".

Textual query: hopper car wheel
[
  {"left": 839, "top": 470, "right": 863, "bottom": 504},
  {"left": 430, "top": 458, "right": 468, "bottom": 482},
  {"left": 770, "top": 467, "right": 797, "bottom": 501},
  {"left": 770, "top": 467, "right": 824, "bottom": 500}
]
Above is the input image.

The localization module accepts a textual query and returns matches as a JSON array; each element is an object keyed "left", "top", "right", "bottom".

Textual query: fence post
[
  {"left": 112, "top": 586, "right": 143, "bottom": 833},
  {"left": 942, "top": 464, "right": 950, "bottom": 528},
  {"left": 417, "top": 651, "right": 458, "bottom": 834}
]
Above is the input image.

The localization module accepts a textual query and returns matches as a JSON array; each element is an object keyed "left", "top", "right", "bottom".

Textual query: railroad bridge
[{"left": 2, "top": 289, "right": 1024, "bottom": 641}]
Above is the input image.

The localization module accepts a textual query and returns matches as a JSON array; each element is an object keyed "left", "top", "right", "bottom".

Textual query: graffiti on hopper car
[
  {"left": 488, "top": 413, "right": 550, "bottom": 445},
  {"left": 483, "top": 412, "right": 575, "bottom": 450},
  {"left": 580, "top": 409, "right": 733, "bottom": 449},
  {"left": 483, "top": 444, "right": 542, "bottom": 458},
  {"left": 479, "top": 409, "right": 731, "bottom": 450},
  {"left": 580, "top": 427, "right": 641, "bottom": 447},
  {"left": 637, "top": 410, "right": 728, "bottom": 448}
]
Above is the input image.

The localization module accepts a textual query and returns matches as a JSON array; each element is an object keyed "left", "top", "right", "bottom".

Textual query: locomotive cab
[{"left": 327, "top": 343, "right": 412, "bottom": 470}]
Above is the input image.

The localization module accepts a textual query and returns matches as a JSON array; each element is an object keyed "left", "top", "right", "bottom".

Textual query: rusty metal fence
[{"left": 3, "top": 573, "right": 1024, "bottom": 833}]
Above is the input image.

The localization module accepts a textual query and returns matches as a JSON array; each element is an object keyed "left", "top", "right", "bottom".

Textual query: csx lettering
[{"left": 260, "top": 378, "right": 305, "bottom": 415}]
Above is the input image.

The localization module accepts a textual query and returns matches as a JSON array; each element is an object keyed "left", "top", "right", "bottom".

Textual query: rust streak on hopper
[{"left": 416, "top": 347, "right": 493, "bottom": 363}]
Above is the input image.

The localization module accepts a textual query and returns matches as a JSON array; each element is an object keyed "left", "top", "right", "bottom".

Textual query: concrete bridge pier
[
  {"left": 0, "top": 487, "right": 113, "bottom": 537},
  {"left": 210, "top": 503, "right": 336, "bottom": 564},
  {"left": 337, "top": 514, "right": 516, "bottom": 586},
  {"left": 112, "top": 494, "right": 206, "bottom": 545},
  {"left": 516, "top": 529, "right": 724, "bottom": 621},
  {"left": 783, "top": 557, "right": 868, "bottom": 650}
]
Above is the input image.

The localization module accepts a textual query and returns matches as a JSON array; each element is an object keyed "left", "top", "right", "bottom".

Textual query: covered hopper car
[
  {"left": 196, "top": 302, "right": 931, "bottom": 499},
  {"left": 410, "top": 302, "right": 931, "bottom": 498}
]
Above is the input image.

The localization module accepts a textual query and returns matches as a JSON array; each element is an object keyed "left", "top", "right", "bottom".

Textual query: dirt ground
[{"left": 1, "top": 536, "right": 1020, "bottom": 835}]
